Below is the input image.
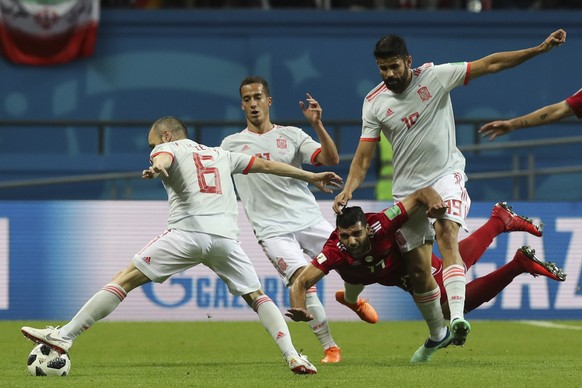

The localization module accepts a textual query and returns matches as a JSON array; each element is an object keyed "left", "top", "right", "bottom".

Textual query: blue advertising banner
[{"left": 0, "top": 200, "right": 580, "bottom": 321}]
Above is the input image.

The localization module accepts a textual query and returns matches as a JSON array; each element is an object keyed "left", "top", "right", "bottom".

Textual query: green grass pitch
[{"left": 3, "top": 320, "right": 581, "bottom": 387}]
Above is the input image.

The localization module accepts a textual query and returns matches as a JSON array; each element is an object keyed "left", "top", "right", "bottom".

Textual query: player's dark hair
[
  {"left": 152, "top": 116, "right": 188, "bottom": 138},
  {"left": 240, "top": 76, "right": 271, "bottom": 97},
  {"left": 336, "top": 206, "right": 367, "bottom": 229},
  {"left": 374, "top": 35, "right": 409, "bottom": 59}
]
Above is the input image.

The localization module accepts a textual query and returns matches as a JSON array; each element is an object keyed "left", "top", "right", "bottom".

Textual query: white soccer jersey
[
  {"left": 150, "top": 139, "right": 254, "bottom": 240},
  {"left": 220, "top": 125, "right": 324, "bottom": 240},
  {"left": 362, "top": 62, "right": 469, "bottom": 199}
]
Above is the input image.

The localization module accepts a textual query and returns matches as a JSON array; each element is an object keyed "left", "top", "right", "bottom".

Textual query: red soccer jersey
[
  {"left": 313, "top": 202, "right": 411, "bottom": 289},
  {"left": 565, "top": 88, "right": 582, "bottom": 118},
  {"left": 313, "top": 202, "right": 446, "bottom": 301}
]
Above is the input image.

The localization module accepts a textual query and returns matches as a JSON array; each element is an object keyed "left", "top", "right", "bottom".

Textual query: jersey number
[
  {"left": 193, "top": 153, "right": 222, "bottom": 194},
  {"left": 401, "top": 112, "right": 420, "bottom": 129}
]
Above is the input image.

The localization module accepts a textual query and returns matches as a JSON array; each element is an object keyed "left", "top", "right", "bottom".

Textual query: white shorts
[
  {"left": 132, "top": 229, "right": 261, "bottom": 296},
  {"left": 258, "top": 219, "right": 334, "bottom": 287},
  {"left": 394, "top": 172, "right": 471, "bottom": 253}
]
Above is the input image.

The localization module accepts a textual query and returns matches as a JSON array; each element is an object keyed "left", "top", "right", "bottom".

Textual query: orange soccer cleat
[
  {"left": 335, "top": 290, "right": 379, "bottom": 324},
  {"left": 321, "top": 346, "right": 342, "bottom": 363}
]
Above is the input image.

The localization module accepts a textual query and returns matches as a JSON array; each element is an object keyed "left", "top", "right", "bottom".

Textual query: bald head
[{"left": 148, "top": 116, "right": 188, "bottom": 149}]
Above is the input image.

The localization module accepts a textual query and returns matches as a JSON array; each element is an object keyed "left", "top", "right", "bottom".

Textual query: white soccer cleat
[
  {"left": 21, "top": 326, "right": 73, "bottom": 354},
  {"left": 287, "top": 353, "right": 317, "bottom": 375}
]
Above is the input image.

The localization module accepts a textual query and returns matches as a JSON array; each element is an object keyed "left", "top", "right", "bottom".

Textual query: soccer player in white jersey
[
  {"left": 333, "top": 29, "right": 566, "bottom": 358},
  {"left": 221, "top": 76, "right": 360, "bottom": 363},
  {"left": 21, "top": 116, "right": 343, "bottom": 375}
]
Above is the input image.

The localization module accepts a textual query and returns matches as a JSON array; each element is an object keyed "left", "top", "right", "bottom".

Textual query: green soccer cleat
[
  {"left": 410, "top": 328, "right": 451, "bottom": 363},
  {"left": 450, "top": 318, "right": 471, "bottom": 346}
]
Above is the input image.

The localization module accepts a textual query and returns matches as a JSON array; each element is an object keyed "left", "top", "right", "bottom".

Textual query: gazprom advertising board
[{"left": 0, "top": 201, "right": 580, "bottom": 321}]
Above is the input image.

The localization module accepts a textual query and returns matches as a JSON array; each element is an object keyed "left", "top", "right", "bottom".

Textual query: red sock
[
  {"left": 464, "top": 260, "right": 523, "bottom": 313},
  {"left": 458, "top": 217, "right": 505, "bottom": 269}
]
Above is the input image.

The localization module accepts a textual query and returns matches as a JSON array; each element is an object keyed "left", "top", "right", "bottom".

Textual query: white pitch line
[{"left": 519, "top": 320, "right": 582, "bottom": 330}]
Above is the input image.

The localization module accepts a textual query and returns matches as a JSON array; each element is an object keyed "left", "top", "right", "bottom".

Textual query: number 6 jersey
[{"left": 150, "top": 139, "right": 254, "bottom": 240}]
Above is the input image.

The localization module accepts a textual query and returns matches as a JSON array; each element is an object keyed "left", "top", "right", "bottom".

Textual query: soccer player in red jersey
[
  {"left": 288, "top": 190, "right": 564, "bottom": 362},
  {"left": 480, "top": 88, "right": 582, "bottom": 140}
]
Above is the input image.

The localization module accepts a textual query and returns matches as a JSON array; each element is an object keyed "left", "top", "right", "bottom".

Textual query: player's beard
[{"left": 383, "top": 67, "right": 411, "bottom": 94}]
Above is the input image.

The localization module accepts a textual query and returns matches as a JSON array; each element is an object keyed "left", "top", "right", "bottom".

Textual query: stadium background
[
  {"left": 1, "top": 201, "right": 580, "bottom": 321},
  {"left": 0, "top": 8, "right": 581, "bottom": 321}
]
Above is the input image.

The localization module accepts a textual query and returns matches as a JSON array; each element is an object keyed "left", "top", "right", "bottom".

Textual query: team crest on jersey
[
  {"left": 276, "top": 138, "right": 288, "bottom": 149},
  {"left": 277, "top": 258, "right": 288, "bottom": 271},
  {"left": 417, "top": 86, "right": 432, "bottom": 102}
]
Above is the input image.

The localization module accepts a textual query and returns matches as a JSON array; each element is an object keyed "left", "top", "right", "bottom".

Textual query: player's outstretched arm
[
  {"left": 479, "top": 100, "right": 574, "bottom": 141},
  {"left": 249, "top": 157, "right": 343, "bottom": 193},
  {"left": 399, "top": 186, "right": 447, "bottom": 218},
  {"left": 142, "top": 153, "right": 172, "bottom": 179},
  {"left": 286, "top": 264, "right": 325, "bottom": 322},
  {"left": 333, "top": 140, "right": 376, "bottom": 214},
  {"left": 469, "top": 29, "right": 566, "bottom": 81}
]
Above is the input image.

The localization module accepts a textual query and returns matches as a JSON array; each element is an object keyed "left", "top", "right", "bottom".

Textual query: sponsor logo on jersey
[
  {"left": 385, "top": 108, "right": 394, "bottom": 117},
  {"left": 316, "top": 253, "right": 327, "bottom": 264},
  {"left": 276, "top": 138, "right": 288, "bottom": 149},
  {"left": 241, "top": 145, "right": 250, "bottom": 152},
  {"left": 142, "top": 256, "right": 151, "bottom": 264},
  {"left": 417, "top": 86, "right": 432, "bottom": 102},
  {"left": 384, "top": 205, "right": 402, "bottom": 220}
]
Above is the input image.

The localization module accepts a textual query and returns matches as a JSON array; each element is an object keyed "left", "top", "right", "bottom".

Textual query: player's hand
[
  {"left": 541, "top": 29, "right": 566, "bottom": 52},
  {"left": 299, "top": 93, "right": 322, "bottom": 125},
  {"left": 285, "top": 308, "right": 314, "bottom": 322},
  {"left": 478, "top": 120, "right": 514, "bottom": 141},
  {"left": 311, "top": 172, "right": 343, "bottom": 194},
  {"left": 142, "top": 167, "right": 159, "bottom": 180},
  {"left": 426, "top": 202, "right": 448, "bottom": 218},
  {"left": 333, "top": 190, "right": 352, "bottom": 214}
]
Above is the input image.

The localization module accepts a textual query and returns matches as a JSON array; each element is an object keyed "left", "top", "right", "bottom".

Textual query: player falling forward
[{"left": 287, "top": 199, "right": 564, "bottom": 363}]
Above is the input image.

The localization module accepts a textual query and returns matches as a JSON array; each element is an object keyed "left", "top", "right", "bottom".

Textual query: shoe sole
[
  {"left": 518, "top": 246, "right": 566, "bottom": 281},
  {"left": 291, "top": 366, "right": 317, "bottom": 374},
  {"left": 21, "top": 329, "right": 70, "bottom": 354},
  {"left": 495, "top": 202, "right": 543, "bottom": 236},
  {"left": 450, "top": 321, "right": 471, "bottom": 346}
]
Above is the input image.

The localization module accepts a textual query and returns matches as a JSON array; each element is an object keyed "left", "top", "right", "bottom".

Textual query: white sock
[
  {"left": 59, "top": 283, "right": 127, "bottom": 340},
  {"left": 413, "top": 287, "right": 447, "bottom": 342},
  {"left": 252, "top": 295, "right": 297, "bottom": 360},
  {"left": 442, "top": 264, "right": 467, "bottom": 323},
  {"left": 305, "top": 286, "right": 336, "bottom": 349},
  {"left": 343, "top": 283, "right": 365, "bottom": 304}
]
